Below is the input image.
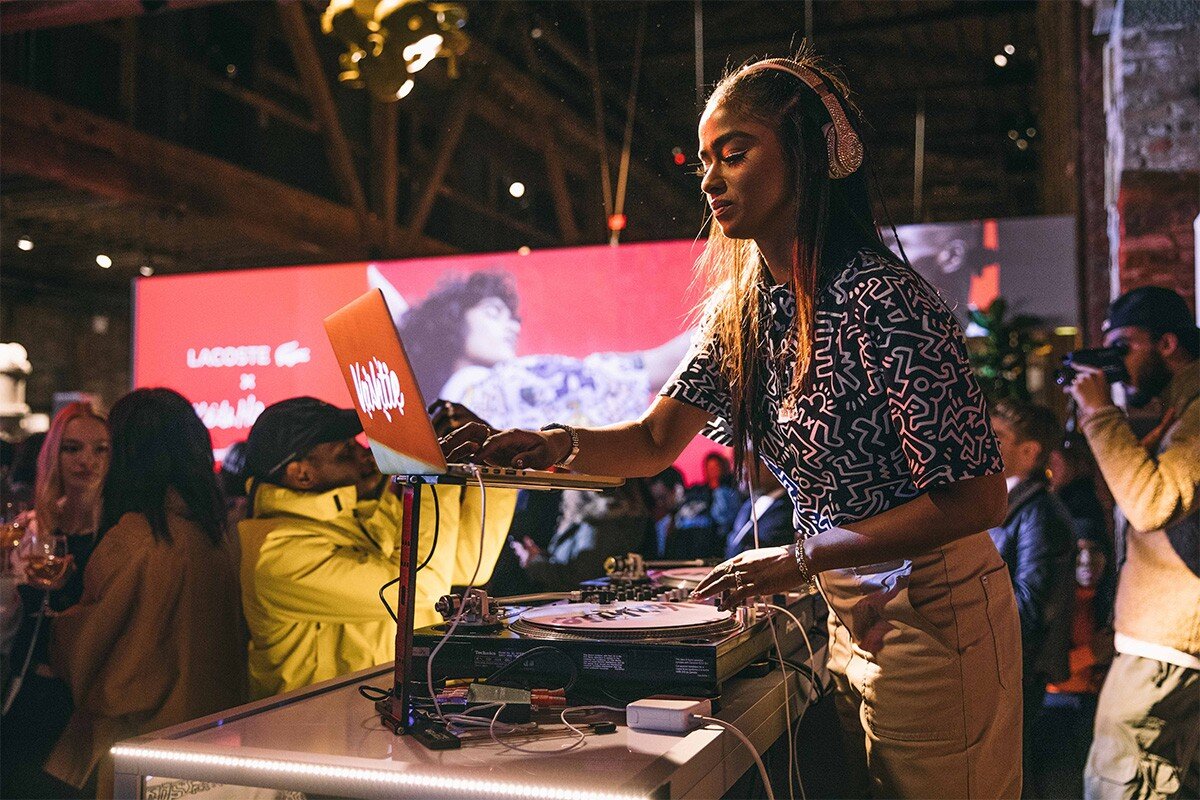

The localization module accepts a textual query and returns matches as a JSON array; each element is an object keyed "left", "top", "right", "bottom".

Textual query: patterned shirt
[{"left": 663, "top": 249, "right": 1002, "bottom": 542}]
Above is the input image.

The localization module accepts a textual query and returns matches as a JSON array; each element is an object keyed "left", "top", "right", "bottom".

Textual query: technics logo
[{"left": 350, "top": 357, "right": 405, "bottom": 422}]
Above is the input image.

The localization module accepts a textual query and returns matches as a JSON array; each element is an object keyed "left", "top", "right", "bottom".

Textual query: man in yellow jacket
[{"left": 238, "top": 397, "right": 516, "bottom": 699}]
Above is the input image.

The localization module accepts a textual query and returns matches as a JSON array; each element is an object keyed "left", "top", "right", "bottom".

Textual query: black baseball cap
[
  {"left": 1105, "top": 286, "right": 1198, "bottom": 339},
  {"left": 243, "top": 397, "right": 362, "bottom": 483}
]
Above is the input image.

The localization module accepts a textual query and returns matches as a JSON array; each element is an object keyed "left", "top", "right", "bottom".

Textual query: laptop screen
[{"left": 323, "top": 289, "right": 448, "bottom": 476}]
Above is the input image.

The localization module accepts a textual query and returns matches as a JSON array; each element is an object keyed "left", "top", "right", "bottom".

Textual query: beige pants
[{"left": 823, "top": 532, "right": 1023, "bottom": 799}]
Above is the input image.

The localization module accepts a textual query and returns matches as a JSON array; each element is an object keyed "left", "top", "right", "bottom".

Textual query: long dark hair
[
  {"left": 100, "top": 388, "right": 227, "bottom": 546},
  {"left": 696, "top": 47, "right": 892, "bottom": 476},
  {"left": 397, "top": 271, "right": 520, "bottom": 400}
]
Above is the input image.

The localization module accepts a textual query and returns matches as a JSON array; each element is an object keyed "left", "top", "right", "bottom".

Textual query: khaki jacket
[
  {"left": 239, "top": 481, "right": 514, "bottom": 699},
  {"left": 45, "top": 496, "right": 245, "bottom": 793},
  {"left": 1081, "top": 365, "right": 1200, "bottom": 655}
]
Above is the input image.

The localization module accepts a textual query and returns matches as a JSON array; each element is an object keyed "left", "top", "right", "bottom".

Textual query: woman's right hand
[{"left": 442, "top": 426, "right": 567, "bottom": 469}]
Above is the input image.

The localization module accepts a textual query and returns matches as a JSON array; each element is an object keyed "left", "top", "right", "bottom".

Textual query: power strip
[{"left": 625, "top": 698, "right": 713, "bottom": 733}]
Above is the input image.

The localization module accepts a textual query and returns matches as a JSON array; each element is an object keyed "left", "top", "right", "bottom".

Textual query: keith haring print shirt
[{"left": 662, "top": 249, "right": 1003, "bottom": 541}]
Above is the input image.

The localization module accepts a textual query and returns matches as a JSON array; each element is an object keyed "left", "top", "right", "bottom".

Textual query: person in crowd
[
  {"left": 1066, "top": 286, "right": 1200, "bottom": 800},
  {"left": 485, "top": 489, "right": 563, "bottom": 596},
  {"left": 218, "top": 439, "right": 250, "bottom": 530},
  {"left": 648, "top": 465, "right": 685, "bottom": 557},
  {"left": 42, "top": 389, "right": 243, "bottom": 798},
  {"left": 510, "top": 481, "right": 653, "bottom": 591},
  {"left": 392, "top": 270, "right": 693, "bottom": 430},
  {"left": 1038, "top": 535, "right": 1115, "bottom": 799},
  {"left": 988, "top": 397, "right": 1076, "bottom": 797},
  {"left": 447, "top": 49, "right": 1019, "bottom": 798},
  {"left": 4, "top": 430, "right": 47, "bottom": 510},
  {"left": 702, "top": 451, "right": 743, "bottom": 538},
  {"left": 238, "top": 397, "right": 516, "bottom": 699},
  {"left": 725, "top": 459, "right": 795, "bottom": 559},
  {"left": 1049, "top": 433, "right": 1116, "bottom": 622},
  {"left": 1, "top": 403, "right": 109, "bottom": 800}
]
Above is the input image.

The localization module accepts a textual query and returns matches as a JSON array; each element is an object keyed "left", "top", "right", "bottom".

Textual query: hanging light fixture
[{"left": 322, "top": 0, "right": 469, "bottom": 103}]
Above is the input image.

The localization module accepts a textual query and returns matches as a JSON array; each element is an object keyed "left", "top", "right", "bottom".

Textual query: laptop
[{"left": 323, "top": 289, "right": 624, "bottom": 492}]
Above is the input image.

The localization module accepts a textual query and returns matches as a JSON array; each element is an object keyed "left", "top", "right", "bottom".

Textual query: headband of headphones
[{"left": 739, "top": 58, "right": 863, "bottom": 180}]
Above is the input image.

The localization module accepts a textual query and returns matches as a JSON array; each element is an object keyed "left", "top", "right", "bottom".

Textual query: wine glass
[
  {"left": 20, "top": 528, "right": 69, "bottom": 591},
  {"left": 0, "top": 516, "right": 27, "bottom": 576}
]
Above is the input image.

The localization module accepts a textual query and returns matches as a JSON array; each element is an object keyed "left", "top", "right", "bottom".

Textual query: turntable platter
[
  {"left": 654, "top": 566, "right": 715, "bottom": 589},
  {"left": 511, "top": 601, "right": 737, "bottom": 641}
]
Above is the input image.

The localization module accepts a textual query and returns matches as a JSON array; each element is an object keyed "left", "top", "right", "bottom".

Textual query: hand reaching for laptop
[{"left": 441, "top": 426, "right": 568, "bottom": 469}]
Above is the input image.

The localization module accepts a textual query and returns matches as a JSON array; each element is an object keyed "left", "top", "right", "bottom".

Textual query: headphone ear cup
[{"left": 821, "top": 122, "right": 840, "bottom": 179}]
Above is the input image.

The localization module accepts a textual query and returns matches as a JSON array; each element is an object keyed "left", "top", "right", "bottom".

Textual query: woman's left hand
[{"left": 691, "top": 546, "right": 803, "bottom": 609}]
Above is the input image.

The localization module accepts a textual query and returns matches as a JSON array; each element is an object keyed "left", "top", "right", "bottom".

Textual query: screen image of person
[
  {"left": 378, "top": 268, "right": 693, "bottom": 430},
  {"left": 445, "top": 49, "right": 1020, "bottom": 799}
]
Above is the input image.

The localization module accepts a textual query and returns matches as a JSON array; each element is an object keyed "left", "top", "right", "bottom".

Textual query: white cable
[
  {"left": 748, "top": 470, "right": 794, "bottom": 800},
  {"left": 425, "top": 467, "right": 490, "bottom": 724},
  {"left": 482, "top": 703, "right": 624, "bottom": 754},
  {"left": 762, "top": 601, "right": 817, "bottom": 800},
  {"left": 693, "top": 715, "right": 776, "bottom": 800}
]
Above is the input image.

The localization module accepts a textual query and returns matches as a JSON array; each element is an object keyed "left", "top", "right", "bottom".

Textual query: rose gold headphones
[{"left": 739, "top": 58, "right": 864, "bottom": 180}]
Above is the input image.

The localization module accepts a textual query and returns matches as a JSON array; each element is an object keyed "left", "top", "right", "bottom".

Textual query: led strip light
[{"left": 111, "top": 745, "right": 646, "bottom": 800}]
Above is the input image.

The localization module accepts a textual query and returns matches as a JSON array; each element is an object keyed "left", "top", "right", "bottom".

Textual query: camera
[{"left": 1054, "top": 344, "right": 1129, "bottom": 386}]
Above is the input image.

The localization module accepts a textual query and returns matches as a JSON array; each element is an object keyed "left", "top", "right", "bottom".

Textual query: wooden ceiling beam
[
  {"left": 277, "top": 1, "right": 370, "bottom": 232},
  {"left": 370, "top": 100, "right": 400, "bottom": 251},
  {"left": 464, "top": 39, "right": 694, "bottom": 220},
  {"left": 0, "top": 83, "right": 453, "bottom": 262},
  {"left": 93, "top": 23, "right": 323, "bottom": 136}
]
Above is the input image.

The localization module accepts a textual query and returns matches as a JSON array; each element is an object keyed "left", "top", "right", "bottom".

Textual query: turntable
[{"left": 412, "top": 586, "right": 821, "bottom": 697}]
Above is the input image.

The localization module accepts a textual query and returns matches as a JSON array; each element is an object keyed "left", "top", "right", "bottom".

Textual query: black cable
[
  {"left": 378, "top": 485, "right": 442, "bottom": 623},
  {"left": 379, "top": 577, "right": 400, "bottom": 623},
  {"left": 358, "top": 684, "right": 392, "bottom": 702},
  {"left": 484, "top": 646, "right": 579, "bottom": 692},
  {"left": 416, "top": 485, "right": 439, "bottom": 572}
]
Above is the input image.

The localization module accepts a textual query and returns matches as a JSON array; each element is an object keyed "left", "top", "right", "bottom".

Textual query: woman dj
[{"left": 445, "top": 50, "right": 1021, "bottom": 799}]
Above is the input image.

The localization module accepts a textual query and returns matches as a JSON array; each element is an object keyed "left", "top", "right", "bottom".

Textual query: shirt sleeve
[
  {"left": 855, "top": 267, "right": 1003, "bottom": 491},
  {"left": 660, "top": 323, "right": 733, "bottom": 444}
]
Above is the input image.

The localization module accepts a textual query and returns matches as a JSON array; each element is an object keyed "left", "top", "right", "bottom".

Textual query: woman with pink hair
[{"left": 2, "top": 402, "right": 110, "bottom": 799}]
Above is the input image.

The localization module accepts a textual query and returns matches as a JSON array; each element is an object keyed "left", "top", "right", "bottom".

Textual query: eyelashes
[{"left": 692, "top": 151, "right": 748, "bottom": 178}]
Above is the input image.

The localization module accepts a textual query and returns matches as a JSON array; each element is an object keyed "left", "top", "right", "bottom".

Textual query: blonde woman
[{"left": 2, "top": 402, "right": 109, "bottom": 799}]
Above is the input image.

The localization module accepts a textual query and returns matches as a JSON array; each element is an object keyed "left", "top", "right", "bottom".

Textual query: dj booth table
[{"left": 111, "top": 642, "right": 826, "bottom": 800}]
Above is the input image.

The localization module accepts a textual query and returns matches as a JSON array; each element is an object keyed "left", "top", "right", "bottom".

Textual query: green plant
[{"left": 968, "top": 298, "right": 1044, "bottom": 401}]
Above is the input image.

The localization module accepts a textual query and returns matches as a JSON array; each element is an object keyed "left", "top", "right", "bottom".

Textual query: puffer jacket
[{"left": 239, "top": 481, "right": 515, "bottom": 698}]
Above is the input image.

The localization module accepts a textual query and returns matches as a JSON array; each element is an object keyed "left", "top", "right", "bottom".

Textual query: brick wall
[
  {"left": 1117, "top": 172, "right": 1198, "bottom": 310},
  {"left": 1110, "top": 5, "right": 1199, "bottom": 315}
]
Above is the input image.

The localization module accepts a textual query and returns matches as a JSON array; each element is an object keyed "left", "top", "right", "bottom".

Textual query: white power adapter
[{"left": 625, "top": 698, "right": 713, "bottom": 733}]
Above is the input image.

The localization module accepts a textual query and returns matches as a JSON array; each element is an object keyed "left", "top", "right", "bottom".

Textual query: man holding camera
[{"left": 1066, "top": 286, "right": 1199, "bottom": 800}]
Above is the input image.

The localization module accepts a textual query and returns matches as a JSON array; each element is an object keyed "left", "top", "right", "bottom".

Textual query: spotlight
[
  {"left": 517, "top": 246, "right": 531, "bottom": 256},
  {"left": 994, "top": 54, "right": 1008, "bottom": 67},
  {"left": 1008, "top": 130, "right": 1019, "bottom": 140},
  {"left": 508, "top": 181, "right": 526, "bottom": 199},
  {"left": 96, "top": 254, "right": 113, "bottom": 269},
  {"left": 1016, "top": 139, "right": 1029, "bottom": 151},
  {"left": 16, "top": 237, "right": 33, "bottom": 251},
  {"left": 530, "top": 27, "right": 542, "bottom": 39},
  {"left": 140, "top": 265, "right": 154, "bottom": 277},
  {"left": 1026, "top": 127, "right": 1037, "bottom": 137},
  {"left": 1004, "top": 44, "right": 1015, "bottom": 55}
]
